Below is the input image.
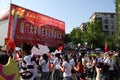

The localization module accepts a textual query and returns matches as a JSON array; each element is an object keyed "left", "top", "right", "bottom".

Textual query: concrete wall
[{"left": 0, "top": 19, "right": 9, "bottom": 46}]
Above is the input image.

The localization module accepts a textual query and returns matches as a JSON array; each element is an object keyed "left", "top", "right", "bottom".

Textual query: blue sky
[{"left": 0, "top": 0, "right": 115, "bottom": 33}]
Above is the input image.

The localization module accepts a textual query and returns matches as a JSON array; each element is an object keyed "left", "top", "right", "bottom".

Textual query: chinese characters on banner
[{"left": 8, "top": 4, "right": 65, "bottom": 47}]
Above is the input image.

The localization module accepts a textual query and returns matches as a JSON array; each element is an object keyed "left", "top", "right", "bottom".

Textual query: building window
[
  {"left": 104, "top": 31, "right": 109, "bottom": 35},
  {"left": 112, "top": 31, "right": 115, "bottom": 35},
  {"left": 104, "top": 19, "right": 109, "bottom": 24},
  {"left": 111, "top": 25, "right": 114, "bottom": 29},
  {"left": 104, "top": 14, "right": 108, "bottom": 18},
  {"left": 104, "top": 14, "right": 107, "bottom": 16},
  {"left": 104, "top": 25, "right": 109, "bottom": 29},
  {"left": 110, "top": 14, "right": 114, "bottom": 18},
  {"left": 97, "top": 14, "right": 101, "bottom": 17}
]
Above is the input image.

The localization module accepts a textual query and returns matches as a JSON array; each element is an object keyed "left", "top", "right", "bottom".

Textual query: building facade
[
  {"left": 80, "top": 23, "right": 87, "bottom": 32},
  {"left": 89, "top": 12, "right": 116, "bottom": 37}
]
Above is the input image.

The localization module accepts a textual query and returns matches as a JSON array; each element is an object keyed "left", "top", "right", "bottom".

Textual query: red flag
[
  {"left": 58, "top": 46, "right": 63, "bottom": 51},
  {"left": 104, "top": 42, "right": 108, "bottom": 52},
  {"left": 0, "top": 8, "right": 9, "bottom": 21},
  {"left": 14, "top": 52, "right": 19, "bottom": 60},
  {"left": 7, "top": 38, "right": 16, "bottom": 51}
]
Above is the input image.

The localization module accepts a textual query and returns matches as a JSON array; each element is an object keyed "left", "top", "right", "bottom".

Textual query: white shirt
[
  {"left": 53, "top": 58, "right": 61, "bottom": 69},
  {"left": 24, "top": 55, "right": 33, "bottom": 65},
  {"left": 104, "top": 58, "right": 115, "bottom": 70},
  {"left": 32, "top": 61, "right": 38, "bottom": 78},
  {"left": 62, "top": 61, "right": 72, "bottom": 77},
  {"left": 70, "top": 59, "right": 75, "bottom": 67},
  {"left": 39, "top": 60, "right": 50, "bottom": 72},
  {"left": 21, "top": 55, "right": 34, "bottom": 80}
]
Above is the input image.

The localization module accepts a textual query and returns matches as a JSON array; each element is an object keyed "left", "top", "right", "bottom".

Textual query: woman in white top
[
  {"left": 70, "top": 54, "right": 77, "bottom": 80},
  {"left": 31, "top": 56, "right": 38, "bottom": 79},
  {"left": 39, "top": 54, "right": 50, "bottom": 80},
  {"left": 52, "top": 53, "right": 62, "bottom": 80},
  {"left": 59, "top": 54, "right": 73, "bottom": 80},
  {"left": 104, "top": 54, "right": 115, "bottom": 80}
]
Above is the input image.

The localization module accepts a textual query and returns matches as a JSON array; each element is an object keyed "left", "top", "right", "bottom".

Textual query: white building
[
  {"left": 89, "top": 12, "right": 116, "bottom": 37},
  {"left": 79, "top": 23, "right": 87, "bottom": 32},
  {"left": 0, "top": 19, "right": 9, "bottom": 46}
]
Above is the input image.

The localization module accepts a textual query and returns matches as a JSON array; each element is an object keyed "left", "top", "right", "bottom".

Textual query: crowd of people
[{"left": 0, "top": 43, "right": 120, "bottom": 80}]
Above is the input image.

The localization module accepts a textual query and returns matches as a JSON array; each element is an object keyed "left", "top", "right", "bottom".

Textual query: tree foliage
[
  {"left": 67, "top": 20, "right": 105, "bottom": 49},
  {"left": 84, "top": 20, "right": 105, "bottom": 48},
  {"left": 70, "top": 28, "right": 83, "bottom": 45},
  {"left": 64, "top": 34, "right": 71, "bottom": 44}
]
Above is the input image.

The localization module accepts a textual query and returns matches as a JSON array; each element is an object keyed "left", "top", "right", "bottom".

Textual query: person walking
[
  {"left": 74, "top": 56, "right": 85, "bottom": 80},
  {"left": 51, "top": 53, "right": 62, "bottom": 80},
  {"left": 39, "top": 54, "right": 50, "bottom": 80},
  {"left": 20, "top": 43, "right": 36, "bottom": 80},
  {"left": 59, "top": 54, "right": 73, "bottom": 80}
]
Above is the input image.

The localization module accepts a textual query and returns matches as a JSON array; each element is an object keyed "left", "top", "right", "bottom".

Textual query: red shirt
[{"left": 77, "top": 62, "right": 84, "bottom": 72}]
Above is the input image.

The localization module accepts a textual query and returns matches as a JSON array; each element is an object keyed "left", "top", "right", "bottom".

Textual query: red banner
[{"left": 8, "top": 4, "right": 65, "bottom": 47}]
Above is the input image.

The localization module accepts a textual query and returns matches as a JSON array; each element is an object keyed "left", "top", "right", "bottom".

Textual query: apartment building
[
  {"left": 80, "top": 23, "right": 87, "bottom": 32},
  {"left": 89, "top": 12, "right": 116, "bottom": 37}
]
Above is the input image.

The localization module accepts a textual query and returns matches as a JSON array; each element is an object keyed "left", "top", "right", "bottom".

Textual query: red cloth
[
  {"left": 77, "top": 62, "right": 84, "bottom": 73},
  {"left": 7, "top": 38, "right": 16, "bottom": 51},
  {"left": 14, "top": 52, "right": 19, "bottom": 60},
  {"left": 58, "top": 46, "right": 63, "bottom": 51}
]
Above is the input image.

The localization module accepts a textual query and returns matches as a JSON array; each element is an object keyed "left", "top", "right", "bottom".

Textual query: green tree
[
  {"left": 84, "top": 20, "right": 105, "bottom": 48},
  {"left": 107, "top": 34, "right": 119, "bottom": 51},
  {"left": 64, "top": 34, "right": 71, "bottom": 44},
  {"left": 66, "top": 20, "right": 106, "bottom": 49},
  {"left": 70, "top": 28, "right": 83, "bottom": 45}
]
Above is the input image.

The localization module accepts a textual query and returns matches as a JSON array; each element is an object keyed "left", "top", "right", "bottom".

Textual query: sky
[{"left": 0, "top": 0, "right": 115, "bottom": 34}]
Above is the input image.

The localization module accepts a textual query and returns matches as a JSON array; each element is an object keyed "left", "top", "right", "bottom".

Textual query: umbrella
[
  {"left": 79, "top": 47, "right": 87, "bottom": 51},
  {"left": 95, "top": 48, "right": 102, "bottom": 51}
]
